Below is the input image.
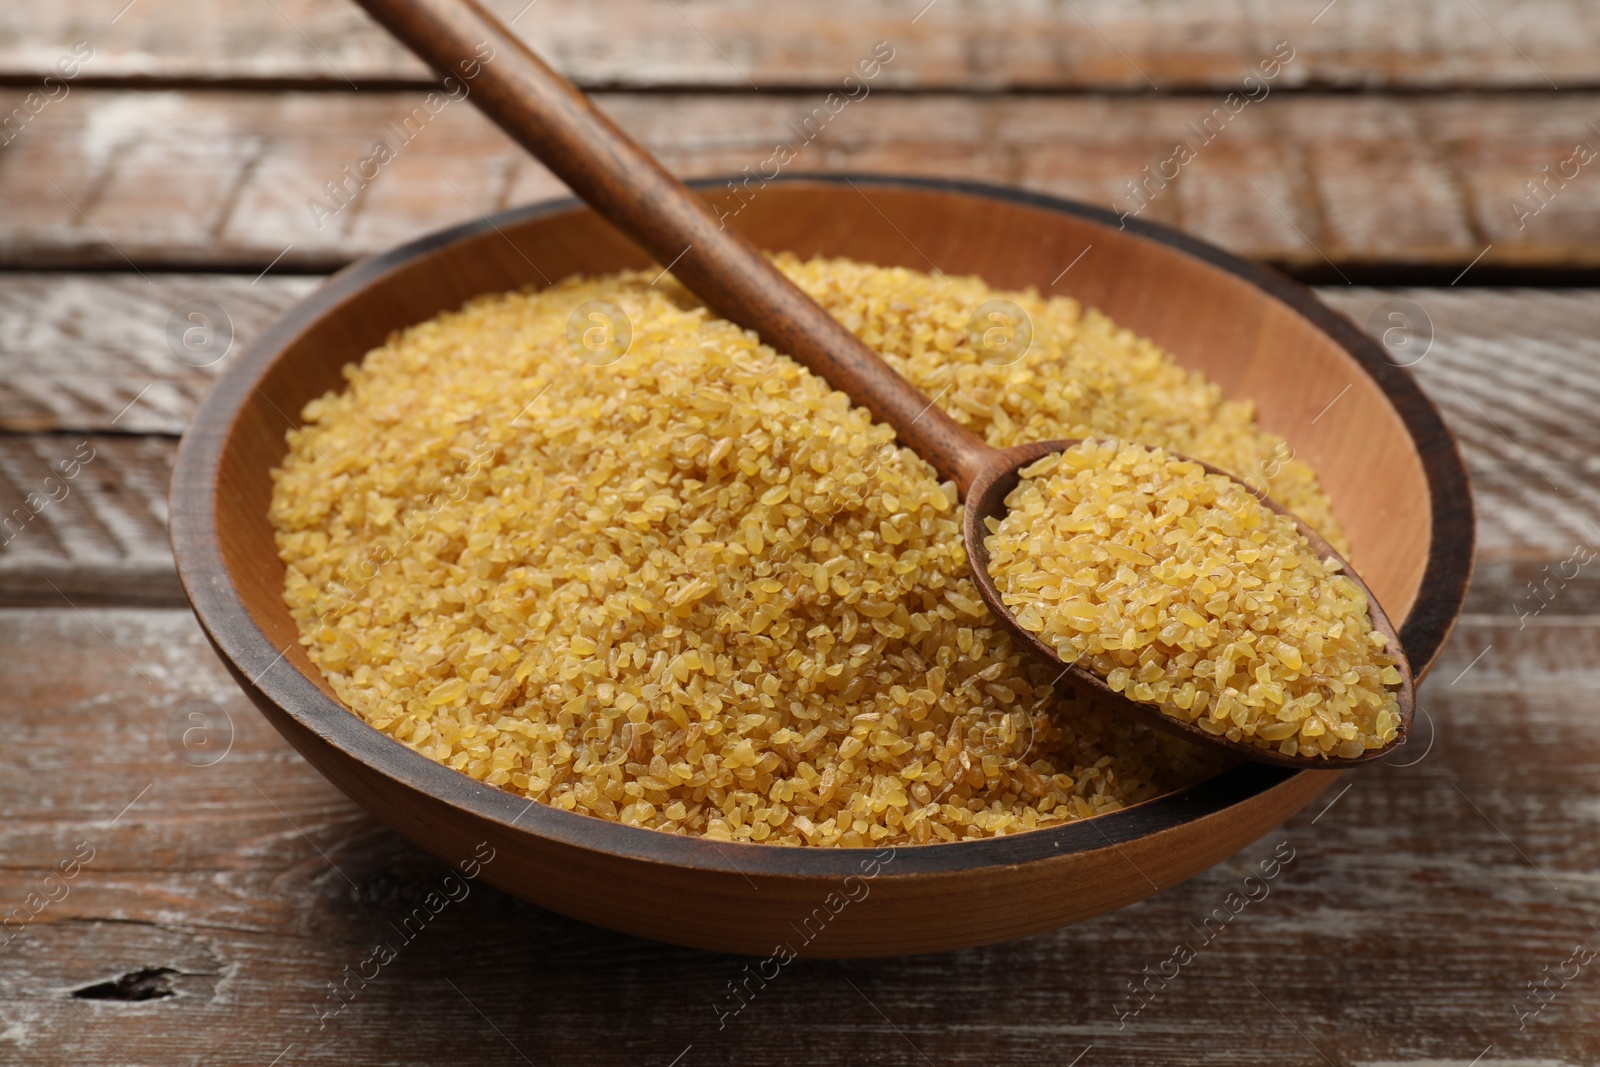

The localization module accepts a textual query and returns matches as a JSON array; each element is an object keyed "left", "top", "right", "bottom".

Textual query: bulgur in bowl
[{"left": 170, "top": 175, "right": 1472, "bottom": 957}]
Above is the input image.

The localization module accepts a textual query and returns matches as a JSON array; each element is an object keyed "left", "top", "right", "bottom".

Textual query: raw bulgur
[
  {"left": 270, "top": 256, "right": 1346, "bottom": 845},
  {"left": 983, "top": 441, "right": 1402, "bottom": 760}
]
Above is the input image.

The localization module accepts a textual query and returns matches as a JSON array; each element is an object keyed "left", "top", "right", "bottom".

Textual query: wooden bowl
[{"left": 170, "top": 176, "right": 1473, "bottom": 958}]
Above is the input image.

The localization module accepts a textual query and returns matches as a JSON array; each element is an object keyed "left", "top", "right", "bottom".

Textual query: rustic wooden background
[{"left": 3, "top": 2, "right": 1598, "bottom": 1064}]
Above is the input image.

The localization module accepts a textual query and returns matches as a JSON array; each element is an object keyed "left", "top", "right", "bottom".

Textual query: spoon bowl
[{"left": 962, "top": 439, "right": 1417, "bottom": 768}]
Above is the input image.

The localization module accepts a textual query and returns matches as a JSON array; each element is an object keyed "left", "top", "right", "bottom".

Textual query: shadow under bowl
[{"left": 170, "top": 175, "right": 1473, "bottom": 958}]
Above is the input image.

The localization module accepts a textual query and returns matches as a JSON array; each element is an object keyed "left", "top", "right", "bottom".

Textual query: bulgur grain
[
  {"left": 270, "top": 257, "right": 1345, "bottom": 845},
  {"left": 983, "top": 441, "right": 1402, "bottom": 759}
]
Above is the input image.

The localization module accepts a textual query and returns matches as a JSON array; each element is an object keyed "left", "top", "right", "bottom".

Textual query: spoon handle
[{"left": 354, "top": 0, "right": 996, "bottom": 493}]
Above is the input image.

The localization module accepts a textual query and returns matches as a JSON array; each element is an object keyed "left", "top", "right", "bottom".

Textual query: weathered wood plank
[
  {"left": 3, "top": 0, "right": 1596, "bottom": 91},
  {"left": 0, "top": 435, "right": 176, "bottom": 605},
  {"left": 4, "top": 89, "right": 1600, "bottom": 270},
  {"left": 0, "top": 608, "right": 1593, "bottom": 1065},
  {"left": 0, "top": 274, "right": 317, "bottom": 435}
]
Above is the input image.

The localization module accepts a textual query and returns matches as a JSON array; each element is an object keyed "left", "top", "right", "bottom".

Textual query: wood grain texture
[
  {"left": 0, "top": 607, "right": 1593, "bottom": 1065},
  {"left": 3, "top": 0, "right": 1596, "bottom": 90},
  {"left": 3, "top": 275, "right": 1596, "bottom": 614},
  {"left": 0, "top": 434, "right": 177, "bottom": 606},
  {"left": 5, "top": 88, "right": 1600, "bottom": 270},
  {"left": 0, "top": 273, "right": 317, "bottom": 435}
]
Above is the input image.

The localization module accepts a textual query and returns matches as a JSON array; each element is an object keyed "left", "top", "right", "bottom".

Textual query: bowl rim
[{"left": 169, "top": 173, "right": 1474, "bottom": 879}]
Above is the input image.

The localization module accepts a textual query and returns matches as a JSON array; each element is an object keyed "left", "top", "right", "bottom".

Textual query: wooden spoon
[{"left": 351, "top": 0, "right": 1415, "bottom": 768}]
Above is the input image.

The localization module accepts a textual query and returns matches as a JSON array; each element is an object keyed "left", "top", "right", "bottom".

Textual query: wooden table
[{"left": 3, "top": 3, "right": 1598, "bottom": 1063}]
